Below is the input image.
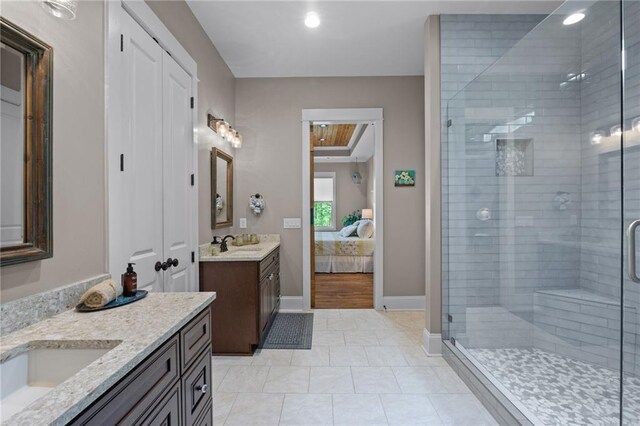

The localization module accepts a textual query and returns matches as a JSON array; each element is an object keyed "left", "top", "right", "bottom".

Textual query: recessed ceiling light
[
  {"left": 563, "top": 12, "right": 585, "bottom": 25},
  {"left": 305, "top": 12, "right": 320, "bottom": 29}
]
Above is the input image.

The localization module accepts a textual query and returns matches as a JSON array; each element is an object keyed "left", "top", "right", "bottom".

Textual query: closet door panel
[
  {"left": 162, "top": 52, "right": 192, "bottom": 292},
  {"left": 122, "top": 12, "right": 164, "bottom": 292}
]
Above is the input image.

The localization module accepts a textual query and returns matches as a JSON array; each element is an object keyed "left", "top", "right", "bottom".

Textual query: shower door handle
[{"left": 628, "top": 220, "right": 640, "bottom": 283}]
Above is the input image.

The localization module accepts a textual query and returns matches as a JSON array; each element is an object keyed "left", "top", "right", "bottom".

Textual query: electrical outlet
[
  {"left": 283, "top": 218, "right": 301, "bottom": 229},
  {"left": 239, "top": 218, "right": 247, "bottom": 229}
]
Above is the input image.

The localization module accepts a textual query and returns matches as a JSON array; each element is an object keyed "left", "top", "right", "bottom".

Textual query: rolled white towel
[{"left": 79, "top": 279, "right": 120, "bottom": 308}]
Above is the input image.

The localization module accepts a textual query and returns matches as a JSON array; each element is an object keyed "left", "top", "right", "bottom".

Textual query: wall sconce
[
  {"left": 610, "top": 125, "right": 622, "bottom": 138},
  {"left": 249, "top": 194, "right": 265, "bottom": 215},
  {"left": 208, "top": 114, "right": 242, "bottom": 148},
  {"left": 41, "top": 0, "right": 77, "bottom": 19},
  {"left": 590, "top": 130, "right": 604, "bottom": 145}
]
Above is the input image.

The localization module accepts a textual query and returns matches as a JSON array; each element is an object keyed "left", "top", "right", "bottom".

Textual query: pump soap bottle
[{"left": 122, "top": 263, "right": 138, "bottom": 297}]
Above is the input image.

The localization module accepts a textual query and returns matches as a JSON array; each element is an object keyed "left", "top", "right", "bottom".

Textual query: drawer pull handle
[{"left": 196, "top": 384, "right": 208, "bottom": 394}]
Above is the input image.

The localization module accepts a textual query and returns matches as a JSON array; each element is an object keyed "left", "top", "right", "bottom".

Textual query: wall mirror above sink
[
  {"left": 211, "top": 148, "right": 233, "bottom": 229},
  {"left": 0, "top": 18, "right": 53, "bottom": 267}
]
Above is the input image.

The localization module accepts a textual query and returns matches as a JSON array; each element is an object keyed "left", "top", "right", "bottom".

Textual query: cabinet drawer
[
  {"left": 181, "top": 308, "right": 211, "bottom": 371},
  {"left": 137, "top": 382, "right": 181, "bottom": 426},
  {"left": 182, "top": 348, "right": 213, "bottom": 425},
  {"left": 70, "top": 336, "right": 180, "bottom": 425},
  {"left": 259, "top": 248, "right": 279, "bottom": 280},
  {"left": 195, "top": 403, "right": 213, "bottom": 426}
]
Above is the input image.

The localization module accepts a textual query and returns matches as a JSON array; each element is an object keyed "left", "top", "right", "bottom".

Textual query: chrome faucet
[{"left": 220, "top": 235, "right": 235, "bottom": 252}]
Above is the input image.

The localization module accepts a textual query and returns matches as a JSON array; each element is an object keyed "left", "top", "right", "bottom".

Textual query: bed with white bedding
[{"left": 314, "top": 231, "right": 374, "bottom": 273}]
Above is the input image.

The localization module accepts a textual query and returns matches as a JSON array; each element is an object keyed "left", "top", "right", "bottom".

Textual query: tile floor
[{"left": 211, "top": 309, "right": 497, "bottom": 425}]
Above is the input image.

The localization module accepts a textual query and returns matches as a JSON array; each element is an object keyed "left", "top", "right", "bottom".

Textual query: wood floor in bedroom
[{"left": 314, "top": 273, "right": 373, "bottom": 309}]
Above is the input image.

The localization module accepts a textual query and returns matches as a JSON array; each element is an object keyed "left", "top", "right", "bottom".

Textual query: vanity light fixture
[
  {"left": 305, "top": 12, "right": 321, "bottom": 28},
  {"left": 41, "top": 0, "right": 78, "bottom": 20},
  {"left": 611, "top": 125, "right": 622, "bottom": 138},
  {"left": 632, "top": 117, "right": 640, "bottom": 132},
  {"left": 232, "top": 133, "right": 243, "bottom": 149},
  {"left": 208, "top": 113, "right": 243, "bottom": 148},
  {"left": 590, "top": 130, "right": 604, "bottom": 145},
  {"left": 563, "top": 12, "right": 585, "bottom": 26}
]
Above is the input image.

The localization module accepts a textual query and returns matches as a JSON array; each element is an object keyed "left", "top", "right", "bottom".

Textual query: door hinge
[
  {"left": 448, "top": 314, "right": 453, "bottom": 323},
  {"left": 190, "top": 174, "right": 195, "bottom": 186},
  {"left": 191, "top": 251, "right": 195, "bottom": 263},
  {"left": 190, "top": 97, "right": 194, "bottom": 109},
  {"left": 446, "top": 119, "right": 452, "bottom": 128},
  {"left": 450, "top": 337, "right": 456, "bottom": 346},
  {"left": 120, "top": 34, "right": 123, "bottom": 52},
  {"left": 120, "top": 154, "right": 124, "bottom": 172}
]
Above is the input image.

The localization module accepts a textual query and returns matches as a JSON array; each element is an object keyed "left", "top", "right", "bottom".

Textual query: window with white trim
[{"left": 314, "top": 172, "right": 336, "bottom": 230}]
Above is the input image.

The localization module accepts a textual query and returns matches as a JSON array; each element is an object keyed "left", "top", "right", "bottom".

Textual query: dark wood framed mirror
[
  {"left": 0, "top": 18, "right": 53, "bottom": 266},
  {"left": 211, "top": 148, "right": 233, "bottom": 229}
]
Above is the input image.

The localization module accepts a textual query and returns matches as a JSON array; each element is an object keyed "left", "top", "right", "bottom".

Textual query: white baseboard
[
  {"left": 422, "top": 328, "right": 442, "bottom": 356},
  {"left": 280, "top": 296, "right": 304, "bottom": 311},
  {"left": 382, "top": 296, "right": 425, "bottom": 311}
]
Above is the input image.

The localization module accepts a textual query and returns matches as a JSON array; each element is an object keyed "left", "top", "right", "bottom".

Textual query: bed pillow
[
  {"left": 357, "top": 220, "right": 374, "bottom": 239},
  {"left": 339, "top": 224, "right": 358, "bottom": 237}
]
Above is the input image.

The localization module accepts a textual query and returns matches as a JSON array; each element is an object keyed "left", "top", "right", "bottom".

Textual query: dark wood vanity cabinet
[
  {"left": 70, "top": 307, "right": 213, "bottom": 426},
  {"left": 200, "top": 247, "right": 280, "bottom": 355}
]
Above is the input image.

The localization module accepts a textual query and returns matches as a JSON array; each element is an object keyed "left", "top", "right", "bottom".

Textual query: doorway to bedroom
[{"left": 302, "top": 108, "right": 383, "bottom": 310}]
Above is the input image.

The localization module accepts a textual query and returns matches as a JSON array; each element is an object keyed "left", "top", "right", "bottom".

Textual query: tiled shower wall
[
  {"left": 440, "top": 14, "right": 546, "bottom": 340},
  {"left": 441, "top": 13, "right": 583, "bottom": 344},
  {"left": 442, "top": 2, "right": 640, "bottom": 374}
]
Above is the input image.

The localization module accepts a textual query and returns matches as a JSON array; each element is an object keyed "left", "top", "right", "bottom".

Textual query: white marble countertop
[
  {"left": 0, "top": 292, "right": 216, "bottom": 426},
  {"left": 199, "top": 241, "right": 279, "bottom": 262}
]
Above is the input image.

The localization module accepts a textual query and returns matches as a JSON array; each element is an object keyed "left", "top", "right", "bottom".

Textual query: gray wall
[
  {"left": 235, "top": 77, "right": 425, "bottom": 298},
  {"left": 0, "top": 1, "right": 107, "bottom": 302},
  {"left": 366, "top": 157, "right": 375, "bottom": 211},
  {"left": 314, "top": 162, "right": 370, "bottom": 228},
  {"left": 147, "top": 0, "right": 237, "bottom": 244}
]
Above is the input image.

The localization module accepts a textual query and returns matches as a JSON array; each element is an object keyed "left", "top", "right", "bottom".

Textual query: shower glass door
[
  {"left": 443, "top": 0, "right": 630, "bottom": 424},
  {"left": 623, "top": 0, "right": 640, "bottom": 423}
]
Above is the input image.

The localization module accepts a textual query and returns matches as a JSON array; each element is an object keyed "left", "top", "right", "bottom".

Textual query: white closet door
[
  {"left": 121, "top": 12, "right": 164, "bottom": 292},
  {"left": 161, "top": 51, "right": 192, "bottom": 292}
]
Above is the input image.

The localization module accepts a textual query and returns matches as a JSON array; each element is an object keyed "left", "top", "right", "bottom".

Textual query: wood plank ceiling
[{"left": 311, "top": 124, "right": 356, "bottom": 147}]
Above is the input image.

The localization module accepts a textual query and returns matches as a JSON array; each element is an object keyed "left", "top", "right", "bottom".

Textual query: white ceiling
[{"left": 186, "top": 0, "right": 560, "bottom": 78}]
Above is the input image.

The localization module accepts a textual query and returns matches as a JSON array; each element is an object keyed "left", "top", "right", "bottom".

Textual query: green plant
[
  {"left": 314, "top": 202, "right": 333, "bottom": 228},
  {"left": 341, "top": 210, "right": 362, "bottom": 227}
]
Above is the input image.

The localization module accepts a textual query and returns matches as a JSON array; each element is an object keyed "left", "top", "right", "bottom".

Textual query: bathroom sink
[{"left": 0, "top": 345, "right": 116, "bottom": 421}]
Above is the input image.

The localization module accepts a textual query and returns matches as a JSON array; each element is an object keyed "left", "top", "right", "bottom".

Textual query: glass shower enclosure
[{"left": 442, "top": 0, "right": 639, "bottom": 424}]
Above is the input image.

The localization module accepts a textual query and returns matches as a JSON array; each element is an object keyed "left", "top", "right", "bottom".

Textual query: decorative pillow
[
  {"left": 339, "top": 224, "right": 358, "bottom": 237},
  {"left": 357, "top": 220, "right": 374, "bottom": 239}
]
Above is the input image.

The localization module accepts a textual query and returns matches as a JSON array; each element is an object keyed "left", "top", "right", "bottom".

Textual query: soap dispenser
[
  {"left": 210, "top": 236, "right": 222, "bottom": 256},
  {"left": 122, "top": 263, "right": 138, "bottom": 297}
]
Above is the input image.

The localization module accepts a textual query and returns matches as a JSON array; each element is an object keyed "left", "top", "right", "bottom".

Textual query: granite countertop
[
  {"left": 199, "top": 241, "right": 279, "bottom": 262},
  {"left": 0, "top": 292, "right": 216, "bottom": 426}
]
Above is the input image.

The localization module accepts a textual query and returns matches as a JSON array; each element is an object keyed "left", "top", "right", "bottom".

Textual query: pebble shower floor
[{"left": 469, "top": 347, "right": 640, "bottom": 426}]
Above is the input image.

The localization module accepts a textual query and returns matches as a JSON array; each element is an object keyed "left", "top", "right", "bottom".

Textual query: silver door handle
[{"left": 628, "top": 220, "right": 640, "bottom": 283}]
